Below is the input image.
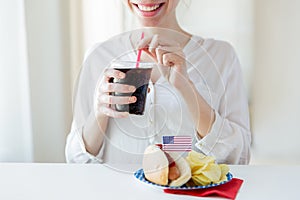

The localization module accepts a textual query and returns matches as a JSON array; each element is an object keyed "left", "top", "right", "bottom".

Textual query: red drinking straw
[{"left": 135, "top": 32, "right": 145, "bottom": 68}]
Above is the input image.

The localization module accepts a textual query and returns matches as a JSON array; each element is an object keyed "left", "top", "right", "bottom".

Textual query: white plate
[{"left": 134, "top": 168, "right": 233, "bottom": 190}]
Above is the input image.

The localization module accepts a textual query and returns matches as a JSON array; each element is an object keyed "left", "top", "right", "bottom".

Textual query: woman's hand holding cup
[{"left": 96, "top": 68, "right": 137, "bottom": 118}]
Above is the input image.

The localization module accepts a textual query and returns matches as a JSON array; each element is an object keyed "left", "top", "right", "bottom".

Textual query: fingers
[
  {"left": 101, "top": 68, "right": 136, "bottom": 93},
  {"left": 96, "top": 68, "right": 137, "bottom": 118},
  {"left": 162, "top": 52, "right": 185, "bottom": 67},
  {"left": 100, "top": 83, "right": 136, "bottom": 93},
  {"left": 137, "top": 34, "right": 184, "bottom": 67},
  {"left": 98, "top": 94, "right": 137, "bottom": 105},
  {"left": 103, "top": 69, "right": 126, "bottom": 82},
  {"left": 155, "top": 47, "right": 185, "bottom": 68},
  {"left": 96, "top": 93, "right": 137, "bottom": 118},
  {"left": 148, "top": 34, "right": 159, "bottom": 56},
  {"left": 136, "top": 36, "right": 153, "bottom": 49}
]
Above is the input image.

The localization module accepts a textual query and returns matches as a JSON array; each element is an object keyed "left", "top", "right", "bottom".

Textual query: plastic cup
[{"left": 111, "top": 61, "right": 154, "bottom": 115}]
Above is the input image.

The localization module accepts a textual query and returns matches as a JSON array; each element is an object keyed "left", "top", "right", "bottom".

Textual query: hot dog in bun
[{"left": 142, "top": 145, "right": 191, "bottom": 187}]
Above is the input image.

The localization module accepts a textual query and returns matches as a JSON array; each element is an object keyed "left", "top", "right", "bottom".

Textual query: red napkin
[{"left": 164, "top": 178, "right": 243, "bottom": 200}]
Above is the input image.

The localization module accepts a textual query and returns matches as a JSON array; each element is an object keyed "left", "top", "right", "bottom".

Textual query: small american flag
[{"left": 162, "top": 136, "right": 192, "bottom": 152}]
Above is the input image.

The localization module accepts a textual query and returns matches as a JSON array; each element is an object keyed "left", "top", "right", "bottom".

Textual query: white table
[{"left": 0, "top": 163, "right": 299, "bottom": 200}]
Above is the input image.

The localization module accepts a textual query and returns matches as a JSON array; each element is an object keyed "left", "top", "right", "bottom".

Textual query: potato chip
[
  {"left": 202, "top": 163, "right": 221, "bottom": 182},
  {"left": 217, "top": 175, "right": 228, "bottom": 184},
  {"left": 216, "top": 164, "right": 230, "bottom": 183},
  {"left": 188, "top": 151, "right": 215, "bottom": 164},
  {"left": 186, "top": 151, "right": 214, "bottom": 171},
  {"left": 192, "top": 174, "right": 212, "bottom": 186},
  {"left": 185, "top": 151, "right": 230, "bottom": 186},
  {"left": 219, "top": 164, "right": 230, "bottom": 176},
  {"left": 191, "top": 163, "right": 208, "bottom": 175}
]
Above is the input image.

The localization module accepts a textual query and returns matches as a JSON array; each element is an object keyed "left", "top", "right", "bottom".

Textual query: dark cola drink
[{"left": 112, "top": 61, "right": 153, "bottom": 115}]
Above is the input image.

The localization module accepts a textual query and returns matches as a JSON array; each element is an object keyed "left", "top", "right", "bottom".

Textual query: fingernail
[
  {"left": 129, "top": 86, "right": 136, "bottom": 92},
  {"left": 130, "top": 96, "right": 137, "bottom": 102},
  {"left": 118, "top": 72, "right": 125, "bottom": 78}
]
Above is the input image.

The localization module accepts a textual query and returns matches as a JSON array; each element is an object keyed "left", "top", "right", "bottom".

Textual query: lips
[{"left": 132, "top": 2, "right": 165, "bottom": 17}]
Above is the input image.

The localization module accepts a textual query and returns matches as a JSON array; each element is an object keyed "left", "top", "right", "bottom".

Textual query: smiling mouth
[{"left": 133, "top": 3, "right": 165, "bottom": 12}]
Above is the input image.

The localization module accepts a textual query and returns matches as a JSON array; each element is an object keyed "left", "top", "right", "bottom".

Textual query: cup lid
[{"left": 111, "top": 60, "right": 155, "bottom": 69}]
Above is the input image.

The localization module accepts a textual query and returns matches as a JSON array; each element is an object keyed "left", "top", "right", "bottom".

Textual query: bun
[
  {"left": 142, "top": 145, "right": 191, "bottom": 186},
  {"left": 168, "top": 152, "right": 192, "bottom": 187},
  {"left": 143, "top": 145, "right": 169, "bottom": 185}
]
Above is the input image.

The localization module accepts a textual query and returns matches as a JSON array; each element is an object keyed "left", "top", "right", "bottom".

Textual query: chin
[
  {"left": 140, "top": 21, "right": 159, "bottom": 27},
  {"left": 138, "top": 18, "right": 164, "bottom": 28}
]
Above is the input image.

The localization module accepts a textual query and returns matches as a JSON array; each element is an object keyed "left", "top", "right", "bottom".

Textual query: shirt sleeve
[
  {"left": 65, "top": 47, "right": 105, "bottom": 163},
  {"left": 195, "top": 51, "right": 252, "bottom": 165},
  {"left": 65, "top": 122, "right": 105, "bottom": 163}
]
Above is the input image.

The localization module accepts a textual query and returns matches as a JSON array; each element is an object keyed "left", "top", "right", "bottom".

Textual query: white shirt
[{"left": 65, "top": 31, "right": 251, "bottom": 167}]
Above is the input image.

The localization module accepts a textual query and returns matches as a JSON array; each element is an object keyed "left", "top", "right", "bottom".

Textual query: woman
[{"left": 65, "top": 0, "right": 251, "bottom": 167}]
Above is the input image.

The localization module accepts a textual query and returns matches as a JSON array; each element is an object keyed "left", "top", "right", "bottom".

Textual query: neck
[
  {"left": 138, "top": 18, "right": 191, "bottom": 41},
  {"left": 138, "top": 26, "right": 192, "bottom": 48},
  {"left": 146, "top": 20, "right": 182, "bottom": 33}
]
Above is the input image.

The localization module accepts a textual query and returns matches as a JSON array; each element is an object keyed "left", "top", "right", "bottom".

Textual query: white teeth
[{"left": 137, "top": 4, "right": 160, "bottom": 12}]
